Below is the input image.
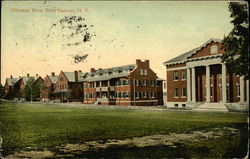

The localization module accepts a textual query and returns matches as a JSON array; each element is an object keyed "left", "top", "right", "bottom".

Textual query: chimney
[
  {"left": 27, "top": 73, "right": 30, "bottom": 77},
  {"left": 51, "top": 72, "right": 55, "bottom": 76},
  {"left": 136, "top": 59, "right": 141, "bottom": 67},
  {"left": 10, "top": 75, "right": 13, "bottom": 79},
  {"left": 145, "top": 59, "right": 150, "bottom": 67},
  {"left": 79, "top": 70, "right": 82, "bottom": 73},
  {"left": 98, "top": 68, "right": 102, "bottom": 70},
  {"left": 74, "top": 71, "right": 78, "bottom": 82},
  {"left": 36, "top": 74, "right": 38, "bottom": 77},
  {"left": 90, "top": 68, "right": 96, "bottom": 73}
]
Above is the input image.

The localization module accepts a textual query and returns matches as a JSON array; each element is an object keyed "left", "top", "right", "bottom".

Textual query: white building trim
[
  {"left": 167, "top": 66, "right": 187, "bottom": 71},
  {"left": 191, "top": 67, "right": 196, "bottom": 102},
  {"left": 187, "top": 56, "right": 222, "bottom": 67},
  {"left": 205, "top": 65, "right": 211, "bottom": 102}
]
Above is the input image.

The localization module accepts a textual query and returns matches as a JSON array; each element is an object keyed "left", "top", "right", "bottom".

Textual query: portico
[
  {"left": 163, "top": 38, "right": 248, "bottom": 111},
  {"left": 186, "top": 55, "right": 246, "bottom": 106}
]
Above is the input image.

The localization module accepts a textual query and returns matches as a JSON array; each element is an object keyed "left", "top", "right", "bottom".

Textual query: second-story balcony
[{"left": 95, "top": 86, "right": 109, "bottom": 91}]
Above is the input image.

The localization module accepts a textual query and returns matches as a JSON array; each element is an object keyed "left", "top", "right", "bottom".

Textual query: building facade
[
  {"left": 3, "top": 75, "right": 19, "bottom": 99},
  {"left": 163, "top": 38, "right": 249, "bottom": 111},
  {"left": 40, "top": 72, "right": 58, "bottom": 101},
  {"left": 3, "top": 74, "right": 44, "bottom": 100},
  {"left": 83, "top": 59, "right": 164, "bottom": 106},
  {"left": 53, "top": 70, "right": 87, "bottom": 102}
]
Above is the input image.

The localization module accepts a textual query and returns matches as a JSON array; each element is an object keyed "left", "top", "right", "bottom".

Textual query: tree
[
  {"left": 221, "top": 2, "right": 249, "bottom": 79},
  {"left": 23, "top": 78, "right": 40, "bottom": 101}
]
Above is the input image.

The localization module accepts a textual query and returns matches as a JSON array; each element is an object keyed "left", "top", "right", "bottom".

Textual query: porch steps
[{"left": 193, "top": 103, "right": 228, "bottom": 112}]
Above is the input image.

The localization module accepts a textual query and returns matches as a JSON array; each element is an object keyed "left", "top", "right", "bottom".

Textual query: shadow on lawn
[{"left": 49, "top": 126, "right": 248, "bottom": 159}]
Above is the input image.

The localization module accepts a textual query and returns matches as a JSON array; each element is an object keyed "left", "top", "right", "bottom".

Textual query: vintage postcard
[{"left": 0, "top": 1, "right": 249, "bottom": 158}]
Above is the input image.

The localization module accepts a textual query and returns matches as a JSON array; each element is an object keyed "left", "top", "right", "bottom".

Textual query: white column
[
  {"left": 94, "top": 82, "right": 96, "bottom": 88},
  {"left": 191, "top": 67, "right": 196, "bottom": 102},
  {"left": 108, "top": 80, "right": 110, "bottom": 87},
  {"left": 240, "top": 76, "right": 245, "bottom": 103},
  {"left": 206, "top": 65, "right": 211, "bottom": 102},
  {"left": 187, "top": 68, "right": 191, "bottom": 102},
  {"left": 221, "top": 63, "right": 227, "bottom": 103},
  {"left": 247, "top": 80, "right": 249, "bottom": 104},
  {"left": 100, "top": 81, "right": 102, "bottom": 87}
]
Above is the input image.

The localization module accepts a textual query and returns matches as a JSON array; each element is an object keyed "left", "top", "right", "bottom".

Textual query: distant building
[
  {"left": 40, "top": 72, "right": 58, "bottom": 101},
  {"left": 53, "top": 71, "right": 87, "bottom": 102},
  {"left": 3, "top": 75, "right": 19, "bottom": 99},
  {"left": 3, "top": 74, "right": 44, "bottom": 100},
  {"left": 163, "top": 38, "right": 249, "bottom": 111},
  {"left": 83, "top": 59, "right": 164, "bottom": 106}
]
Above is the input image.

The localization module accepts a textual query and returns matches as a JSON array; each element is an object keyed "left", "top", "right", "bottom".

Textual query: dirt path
[{"left": 4, "top": 127, "right": 240, "bottom": 159}]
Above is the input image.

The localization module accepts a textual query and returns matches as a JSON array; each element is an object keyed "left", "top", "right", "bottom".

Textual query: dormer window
[
  {"left": 140, "top": 69, "right": 144, "bottom": 75},
  {"left": 210, "top": 45, "right": 218, "bottom": 54}
]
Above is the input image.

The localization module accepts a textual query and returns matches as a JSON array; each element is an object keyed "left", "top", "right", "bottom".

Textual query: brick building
[
  {"left": 83, "top": 59, "right": 164, "bottom": 106},
  {"left": 3, "top": 75, "right": 19, "bottom": 99},
  {"left": 3, "top": 74, "right": 44, "bottom": 100},
  {"left": 40, "top": 72, "right": 58, "bottom": 101},
  {"left": 53, "top": 71, "right": 87, "bottom": 102},
  {"left": 163, "top": 38, "right": 249, "bottom": 111},
  {"left": 15, "top": 74, "right": 44, "bottom": 94}
]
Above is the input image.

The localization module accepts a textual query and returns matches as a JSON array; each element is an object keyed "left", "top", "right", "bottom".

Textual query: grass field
[{"left": 0, "top": 101, "right": 248, "bottom": 158}]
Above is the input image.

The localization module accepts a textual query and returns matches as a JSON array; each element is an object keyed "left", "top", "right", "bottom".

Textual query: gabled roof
[
  {"left": 84, "top": 64, "right": 136, "bottom": 82},
  {"left": 6, "top": 78, "right": 19, "bottom": 86},
  {"left": 22, "top": 76, "right": 39, "bottom": 85},
  {"left": 14, "top": 76, "right": 42, "bottom": 86},
  {"left": 63, "top": 71, "right": 88, "bottom": 82},
  {"left": 48, "top": 75, "right": 58, "bottom": 84},
  {"left": 163, "top": 38, "right": 222, "bottom": 66}
]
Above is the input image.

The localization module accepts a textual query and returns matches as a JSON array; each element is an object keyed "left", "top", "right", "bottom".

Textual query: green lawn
[{"left": 0, "top": 102, "right": 248, "bottom": 156}]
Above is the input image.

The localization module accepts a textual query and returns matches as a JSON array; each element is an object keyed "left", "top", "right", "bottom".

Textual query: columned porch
[{"left": 186, "top": 56, "right": 247, "bottom": 110}]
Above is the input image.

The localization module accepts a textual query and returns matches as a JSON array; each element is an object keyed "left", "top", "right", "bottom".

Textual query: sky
[{"left": 1, "top": 1, "right": 234, "bottom": 85}]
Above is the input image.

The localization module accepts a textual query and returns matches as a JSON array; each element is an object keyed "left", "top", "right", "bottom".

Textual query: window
[
  {"left": 143, "top": 92, "right": 147, "bottom": 98},
  {"left": 174, "top": 88, "right": 178, "bottom": 97},
  {"left": 174, "top": 104, "right": 178, "bottom": 107},
  {"left": 151, "top": 80, "right": 155, "bottom": 86},
  {"left": 181, "top": 71, "right": 186, "bottom": 80},
  {"left": 173, "top": 71, "right": 178, "bottom": 81},
  {"left": 125, "top": 92, "right": 129, "bottom": 98},
  {"left": 135, "top": 80, "right": 140, "bottom": 86},
  {"left": 143, "top": 80, "right": 147, "bottom": 86},
  {"left": 151, "top": 92, "right": 155, "bottom": 98},
  {"left": 236, "top": 83, "right": 240, "bottom": 97},
  {"left": 140, "top": 69, "right": 144, "bottom": 75},
  {"left": 210, "top": 85, "right": 213, "bottom": 97},
  {"left": 124, "top": 80, "right": 129, "bottom": 85},
  {"left": 182, "top": 104, "right": 186, "bottom": 107},
  {"left": 136, "top": 92, "right": 140, "bottom": 99},
  {"left": 144, "top": 69, "right": 148, "bottom": 75},
  {"left": 182, "top": 88, "right": 186, "bottom": 97},
  {"left": 210, "top": 45, "right": 218, "bottom": 54}
]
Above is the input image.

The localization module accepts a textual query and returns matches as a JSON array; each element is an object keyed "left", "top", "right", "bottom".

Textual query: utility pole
[
  {"left": 30, "top": 86, "right": 33, "bottom": 103},
  {"left": 134, "top": 79, "right": 136, "bottom": 106}
]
